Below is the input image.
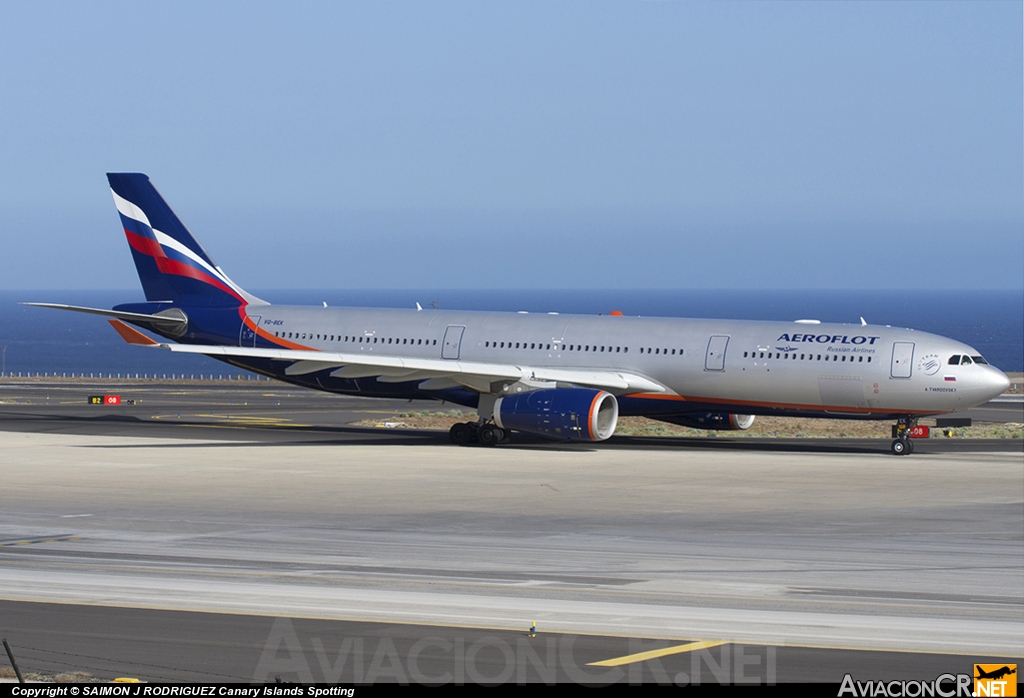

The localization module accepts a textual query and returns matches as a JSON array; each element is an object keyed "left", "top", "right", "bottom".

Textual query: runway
[{"left": 0, "top": 381, "right": 1021, "bottom": 683}]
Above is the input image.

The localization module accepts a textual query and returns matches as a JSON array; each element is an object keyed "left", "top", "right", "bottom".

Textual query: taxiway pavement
[{"left": 0, "top": 382, "right": 1020, "bottom": 682}]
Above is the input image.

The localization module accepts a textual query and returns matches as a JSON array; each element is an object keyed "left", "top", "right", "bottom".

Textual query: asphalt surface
[
  {"left": 2, "top": 600, "right": 1016, "bottom": 684},
  {"left": 0, "top": 379, "right": 1020, "bottom": 453},
  {"left": 0, "top": 380, "right": 1020, "bottom": 684}
]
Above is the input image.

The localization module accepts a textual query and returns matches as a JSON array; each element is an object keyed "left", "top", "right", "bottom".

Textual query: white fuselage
[{"left": 237, "top": 306, "right": 1010, "bottom": 419}]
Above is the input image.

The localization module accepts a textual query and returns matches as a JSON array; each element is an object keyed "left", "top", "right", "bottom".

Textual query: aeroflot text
[{"left": 777, "top": 334, "right": 881, "bottom": 345}]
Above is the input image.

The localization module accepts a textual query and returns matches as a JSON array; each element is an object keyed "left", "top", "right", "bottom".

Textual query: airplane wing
[{"left": 107, "top": 320, "right": 668, "bottom": 395}]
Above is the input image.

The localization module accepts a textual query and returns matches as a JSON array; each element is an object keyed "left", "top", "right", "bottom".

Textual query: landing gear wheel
[
  {"left": 449, "top": 422, "right": 473, "bottom": 446},
  {"left": 891, "top": 438, "right": 909, "bottom": 456},
  {"left": 905, "top": 438, "right": 915, "bottom": 454},
  {"left": 478, "top": 425, "right": 504, "bottom": 447}
]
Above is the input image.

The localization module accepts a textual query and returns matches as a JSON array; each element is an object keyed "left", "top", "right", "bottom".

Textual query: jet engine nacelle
[
  {"left": 660, "top": 413, "right": 755, "bottom": 431},
  {"left": 493, "top": 388, "right": 619, "bottom": 441}
]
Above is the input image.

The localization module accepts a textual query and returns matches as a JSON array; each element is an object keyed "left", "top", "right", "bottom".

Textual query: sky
[{"left": 1, "top": 1, "right": 1021, "bottom": 291}]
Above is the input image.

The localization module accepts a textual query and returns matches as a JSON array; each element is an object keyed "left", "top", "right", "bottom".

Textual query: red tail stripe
[
  {"left": 124, "top": 229, "right": 164, "bottom": 258},
  {"left": 153, "top": 256, "right": 245, "bottom": 303},
  {"left": 125, "top": 227, "right": 245, "bottom": 304}
]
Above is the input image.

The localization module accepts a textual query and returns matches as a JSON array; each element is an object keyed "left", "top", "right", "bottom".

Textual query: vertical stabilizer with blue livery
[{"left": 107, "top": 173, "right": 266, "bottom": 308}]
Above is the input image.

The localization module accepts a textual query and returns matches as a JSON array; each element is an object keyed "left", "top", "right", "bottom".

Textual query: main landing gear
[
  {"left": 449, "top": 422, "right": 508, "bottom": 447},
  {"left": 890, "top": 417, "right": 916, "bottom": 456}
]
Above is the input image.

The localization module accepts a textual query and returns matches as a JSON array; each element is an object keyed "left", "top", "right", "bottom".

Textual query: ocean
[{"left": 1, "top": 288, "right": 1021, "bottom": 377}]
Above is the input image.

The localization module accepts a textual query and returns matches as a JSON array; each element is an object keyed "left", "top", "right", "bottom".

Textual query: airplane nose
[{"left": 986, "top": 368, "right": 1011, "bottom": 400}]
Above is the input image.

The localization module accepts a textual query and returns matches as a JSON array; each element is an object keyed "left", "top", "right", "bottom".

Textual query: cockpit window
[
  {"left": 960, "top": 355, "right": 973, "bottom": 365},
  {"left": 971, "top": 356, "right": 988, "bottom": 365},
  {"left": 948, "top": 355, "right": 960, "bottom": 365}
]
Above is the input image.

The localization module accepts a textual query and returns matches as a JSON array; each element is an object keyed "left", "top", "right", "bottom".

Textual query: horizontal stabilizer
[{"left": 22, "top": 302, "right": 187, "bottom": 327}]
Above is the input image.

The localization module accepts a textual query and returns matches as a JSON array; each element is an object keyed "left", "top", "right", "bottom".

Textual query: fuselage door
[
  {"left": 705, "top": 335, "right": 730, "bottom": 371},
  {"left": 891, "top": 341, "right": 915, "bottom": 378},
  {"left": 239, "top": 315, "right": 261, "bottom": 347},
  {"left": 442, "top": 325, "right": 466, "bottom": 360}
]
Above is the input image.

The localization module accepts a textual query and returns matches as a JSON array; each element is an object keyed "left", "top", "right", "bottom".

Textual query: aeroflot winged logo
[{"left": 777, "top": 333, "right": 881, "bottom": 345}]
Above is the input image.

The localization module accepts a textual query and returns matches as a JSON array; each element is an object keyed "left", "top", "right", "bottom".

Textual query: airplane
[
  {"left": 975, "top": 666, "right": 1017, "bottom": 681},
  {"left": 28, "top": 173, "right": 1011, "bottom": 455}
]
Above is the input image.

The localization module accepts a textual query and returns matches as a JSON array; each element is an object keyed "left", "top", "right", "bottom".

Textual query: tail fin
[{"left": 107, "top": 173, "right": 267, "bottom": 307}]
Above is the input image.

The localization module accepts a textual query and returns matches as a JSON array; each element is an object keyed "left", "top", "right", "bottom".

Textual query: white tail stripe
[
  {"left": 111, "top": 187, "right": 270, "bottom": 306},
  {"left": 151, "top": 227, "right": 262, "bottom": 304},
  {"left": 111, "top": 190, "right": 152, "bottom": 229},
  {"left": 152, "top": 230, "right": 230, "bottom": 285}
]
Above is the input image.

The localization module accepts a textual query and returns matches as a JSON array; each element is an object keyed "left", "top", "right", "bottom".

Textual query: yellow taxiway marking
[
  {"left": 186, "top": 422, "right": 314, "bottom": 429},
  {"left": 0, "top": 585, "right": 1019, "bottom": 659},
  {"left": 151, "top": 414, "right": 290, "bottom": 422},
  {"left": 150, "top": 414, "right": 309, "bottom": 428},
  {"left": 587, "top": 640, "right": 726, "bottom": 667}
]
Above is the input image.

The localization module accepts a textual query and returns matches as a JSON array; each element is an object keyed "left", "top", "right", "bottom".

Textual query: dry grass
[
  {"left": 53, "top": 672, "right": 94, "bottom": 683},
  {"left": 0, "top": 666, "right": 95, "bottom": 682},
  {"left": 354, "top": 409, "right": 474, "bottom": 431},
  {"left": 614, "top": 416, "right": 1022, "bottom": 439}
]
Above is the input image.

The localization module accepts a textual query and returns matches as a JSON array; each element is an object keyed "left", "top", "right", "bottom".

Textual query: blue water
[{"left": 1, "top": 289, "right": 1020, "bottom": 377}]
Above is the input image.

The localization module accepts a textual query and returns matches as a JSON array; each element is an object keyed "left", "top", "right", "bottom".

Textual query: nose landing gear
[
  {"left": 890, "top": 437, "right": 914, "bottom": 455},
  {"left": 891, "top": 417, "right": 917, "bottom": 456}
]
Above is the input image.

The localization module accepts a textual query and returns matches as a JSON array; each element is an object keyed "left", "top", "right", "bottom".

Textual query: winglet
[{"left": 108, "top": 319, "right": 159, "bottom": 346}]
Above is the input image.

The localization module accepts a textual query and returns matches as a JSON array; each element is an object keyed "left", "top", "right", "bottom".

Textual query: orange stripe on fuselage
[
  {"left": 621, "top": 392, "right": 938, "bottom": 416},
  {"left": 624, "top": 393, "right": 687, "bottom": 402},
  {"left": 238, "top": 309, "right": 315, "bottom": 351}
]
